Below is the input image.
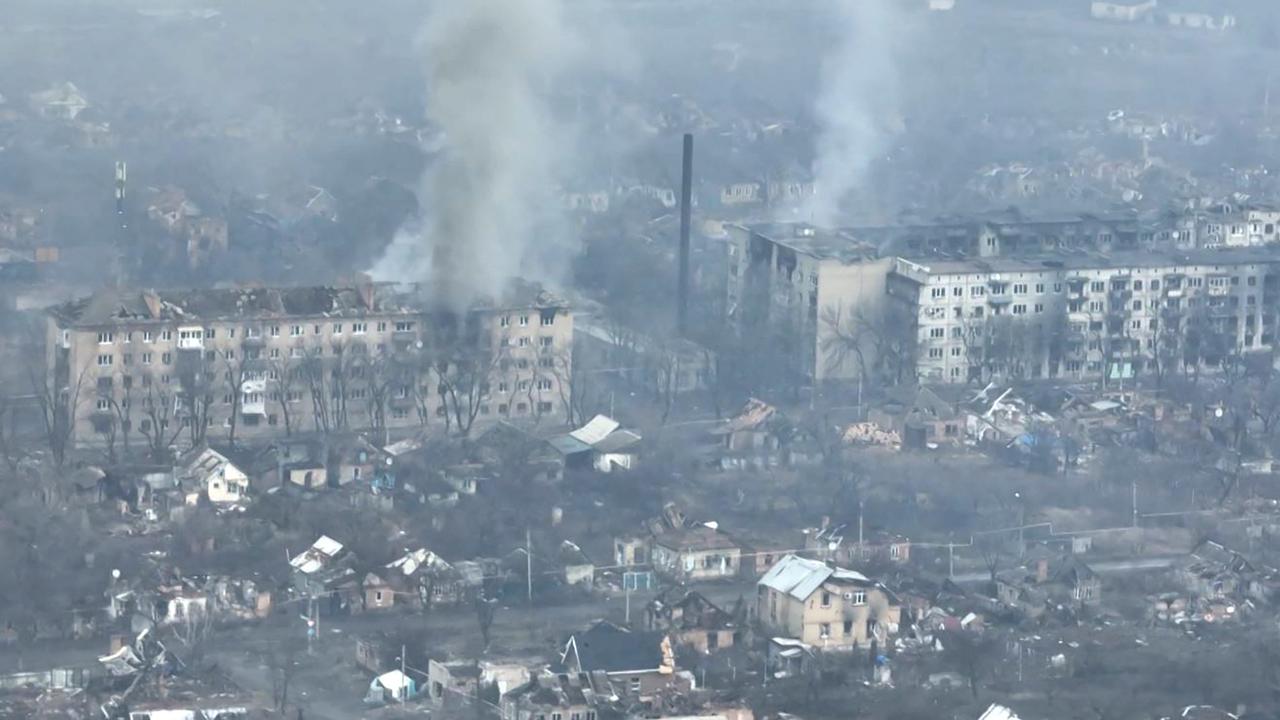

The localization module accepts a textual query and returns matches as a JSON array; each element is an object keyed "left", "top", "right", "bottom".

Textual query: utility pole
[
  {"left": 1014, "top": 490, "right": 1024, "bottom": 557},
  {"left": 947, "top": 542, "right": 955, "bottom": 579},
  {"left": 1132, "top": 477, "right": 1138, "bottom": 528},
  {"left": 624, "top": 581, "right": 631, "bottom": 625},
  {"left": 857, "top": 499, "right": 865, "bottom": 560},
  {"left": 400, "top": 644, "right": 407, "bottom": 704},
  {"left": 525, "top": 527, "right": 533, "bottom": 605}
]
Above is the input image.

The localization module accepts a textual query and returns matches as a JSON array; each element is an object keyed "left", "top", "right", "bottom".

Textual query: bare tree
[
  {"left": 362, "top": 350, "right": 397, "bottom": 446},
  {"left": 171, "top": 605, "right": 215, "bottom": 669},
  {"left": 475, "top": 595, "right": 497, "bottom": 652},
  {"left": 300, "top": 348, "right": 332, "bottom": 433},
  {"left": 28, "top": 360, "right": 90, "bottom": 467},
  {"left": 175, "top": 351, "right": 215, "bottom": 447},
  {"left": 548, "top": 348, "right": 589, "bottom": 427},
  {"left": 820, "top": 302, "right": 920, "bottom": 386},
  {"left": 222, "top": 350, "right": 261, "bottom": 448},
  {"left": 270, "top": 357, "right": 301, "bottom": 437},
  {"left": 436, "top": 346, "right": 503, "bottom": 437},
  {"left": 267, "top": 636, "right": 301, "bottom": 713},
  {"left": 0, "top": 396, "right": 18, "bottom": 472},
  {"left": 139, "top": 379, "right": 186, "bottom": 462}
]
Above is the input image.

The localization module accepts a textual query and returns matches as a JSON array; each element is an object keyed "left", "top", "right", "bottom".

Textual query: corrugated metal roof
[
  {"left": 978, "top": 704, "right": 1020, "bottom": 720},
  {"left": 758, "top": 555, "right": 833, "bottom": 601},
  {"left": 570, "top": 415, "right": 621, "bottom": 445},
  {"left": 289, "top": 535, "right": 344, "bottom": 574},
  {"left": 549, "top": 435, "right": 592, "bottom": 456}
]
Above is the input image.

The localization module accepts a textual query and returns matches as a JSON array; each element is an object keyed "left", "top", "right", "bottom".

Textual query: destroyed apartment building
[
  {"left": 45, "top": 279, "right": 573, "bottom": 450},
  {"left": 727, "top": 219, "right": 1280, "bottom": 386}
]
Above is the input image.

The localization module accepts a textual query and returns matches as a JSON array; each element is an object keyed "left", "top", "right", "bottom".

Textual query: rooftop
[
  {"left": 652, "top": 525, "right": 739, "bottom": 552},
  {"left": 758, "top": 554, "right": 869, "bottom": 601},
  {"left": 894, "top": 246, "right": 1280, "bottom": 279},
  {"left": 49, "top": 278, "right": 567, "bottom": 327},
  {"left": 561, "top": 620, "right": 667, "bottom": 674},
  {"left": 738, "top": 213, "right": 1142, "bottom": 262}
]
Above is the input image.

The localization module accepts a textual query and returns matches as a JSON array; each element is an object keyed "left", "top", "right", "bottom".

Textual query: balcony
[
  {"left": 1108, "top": 289, "right": 1132, "bottom": 304},
  {"left": 988, "top": 294, "right": 1012, "bottom": 305},
  {"left": 177, "top": 326, "right": 205, "bottom": 351},
  {"left": 240, "top": 378, "right": 267, "bottom": 415}
]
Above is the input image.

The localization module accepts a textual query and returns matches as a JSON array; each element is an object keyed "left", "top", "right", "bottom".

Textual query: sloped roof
[
  {"left": 713, "top": 398, "right": 776, "bottom": 435},
  {"left": 570, "top": 415, "right": 621, "bottom": 445},
  {"left": 652, "top": 525, "right": 739, "bottom": 552},
  {"left": 289, "top": 535, "right": 344, "bottom": 574},
  {"left": 591, "top": 430, "right": 642, "bottom": 454},
  {"left": 386, "top": 548, "right": 450, "bottom": 577},
  {"left": 978, "top": 705, "right": 1021, "bottom": 720},
  {"left": 551, "top": 415, "right": 642, "bottom": 456},
  {"left": 563, "top": 621, "right": 665, "bottom": 674},
  {"left": 758, "top": 555, "right": 869, "bottom": 601},
  {"left": 376, "top": 669, "right": 413, "bottom": 692}
]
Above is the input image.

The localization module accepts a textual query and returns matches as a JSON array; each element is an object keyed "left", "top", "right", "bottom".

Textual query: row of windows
[
  {"left": 388, "top": 400, "right": 553, "bottom": 420},
  {"left": 94, "top": 321, "right": 412, "bottom": 345},
  {"left": 532, "top": 710, "right": 596, "bottom": 720},
  {"left": 928, "top": 274, "right": 1262, "bottom": 302},
  {"left": 501, "top": 336, "right": 556, "bottom": 349},
  {"left": 499, "top": 313, "right": 556, "bottom": 328}
]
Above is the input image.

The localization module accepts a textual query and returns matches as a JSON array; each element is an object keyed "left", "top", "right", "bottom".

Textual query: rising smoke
[
  {"left": 371, "top": 0, "right": 580, "bottom": 310},
  {"left": 804, "top": 0, "right": 903, "bottom": 226}
]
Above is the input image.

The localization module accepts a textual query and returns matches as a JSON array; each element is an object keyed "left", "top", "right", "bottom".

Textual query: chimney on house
[
  {"left": 142, "top": 290, "right": 161, "bottom": 319},
  {"left": 677, "top": 133, "right": 693, "bottom": 336}
]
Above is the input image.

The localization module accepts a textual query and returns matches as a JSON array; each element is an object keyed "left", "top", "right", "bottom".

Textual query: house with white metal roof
[{"left": 757, "top": 554, "right": 900, "bottom": 650}]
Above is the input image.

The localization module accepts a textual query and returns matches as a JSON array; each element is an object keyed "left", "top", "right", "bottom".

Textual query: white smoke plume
[
  {"left": 804, "top": 0, "right": 902, "bottom": 226},
  {"left": 371, "top": 0, "right": 580, "bottom": 309}
]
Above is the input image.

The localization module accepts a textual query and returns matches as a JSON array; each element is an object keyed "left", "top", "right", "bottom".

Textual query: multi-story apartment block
[
  {"left": 886, "top": 248, "right": 1280, "bottom": 383},
  {"left": 725, "top": 216, "right": 1146, "bottom": 385},
  {"left": 1179, "top": 206, "right": 1280, "bottom": 249},
  {"left": 46, "top": 280, "right": 572, "bottom": 451}
]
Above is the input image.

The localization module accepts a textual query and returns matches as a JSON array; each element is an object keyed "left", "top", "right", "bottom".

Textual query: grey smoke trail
[
  {"left": 805, "top": 0, "right": 901, "bottom": 226},
  {"left": 371, "top": 0, "right": 579, "bottom": 309}
]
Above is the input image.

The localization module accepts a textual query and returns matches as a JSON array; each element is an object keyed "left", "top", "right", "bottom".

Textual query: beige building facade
[
  {"left": 886, "top": 248, "right": 1280, "bottom": 384},
  {"left": 757, "top": 555, "right": 900, "bottom": 650},
  {"left": 46, "top": 281, "right": 573, "bottom": 451}
]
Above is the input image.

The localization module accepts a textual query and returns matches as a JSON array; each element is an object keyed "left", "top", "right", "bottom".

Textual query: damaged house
[
  {"left": 556, "top": 621, "right": 679, "bottom": 699},
  {"left": 868, "top": 385, "right": 965, "bottom": 449},
  {"left": 711, "top": 398, "right": 819, "bottom": 470},
  {"left": 289, "top": 535, "right": 359, "bottom": 615},
  {"left": 1178, "top": 540, "right": 1278, "bottom": 605},
  {"left": 645, "top": 589, "right": 743, "bottom": 652},
  {"left": 174, "top": 446, "right": 249, "bottom": 505},
  {"left": 757, "top": 555, "right": 901, "bottom": 650},
  {"left": 502, "top": 672, "right": 601, "bottom": 720}
]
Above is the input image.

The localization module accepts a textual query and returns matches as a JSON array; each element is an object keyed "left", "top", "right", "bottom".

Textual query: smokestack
[{"left": 677, "top": 133, "right": 693, "bottom": 336}]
